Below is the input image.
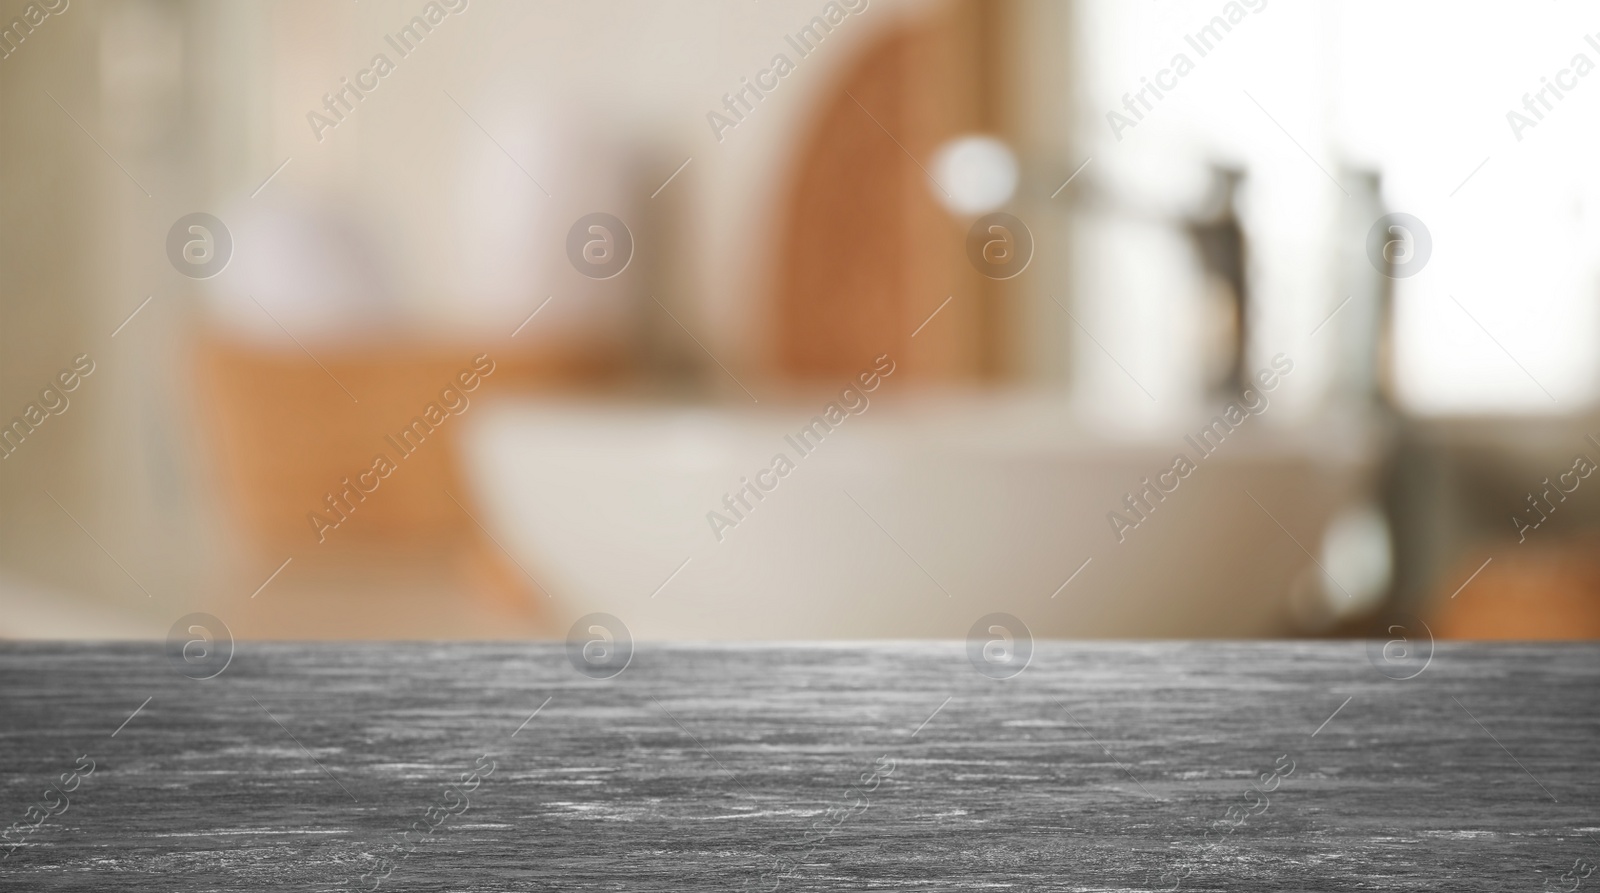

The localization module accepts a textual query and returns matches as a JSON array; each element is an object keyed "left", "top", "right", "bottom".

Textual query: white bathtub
[{"left": 461, "top": 393, "right": 1378, "bottom": 640}]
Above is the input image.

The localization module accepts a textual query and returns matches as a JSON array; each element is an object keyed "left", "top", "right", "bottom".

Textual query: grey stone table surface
[{"left": 0, "top": 641, "right": 1597, "bottom": 891}]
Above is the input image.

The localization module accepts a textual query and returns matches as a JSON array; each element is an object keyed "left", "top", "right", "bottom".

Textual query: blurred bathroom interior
[{"left": 2, "top": 0, "right": 1598, "bottom": 640}]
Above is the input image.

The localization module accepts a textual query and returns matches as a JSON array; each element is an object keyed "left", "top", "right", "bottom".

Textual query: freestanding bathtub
[{"left": 461, "top": 393, "right": 1378, "bottom": 640}]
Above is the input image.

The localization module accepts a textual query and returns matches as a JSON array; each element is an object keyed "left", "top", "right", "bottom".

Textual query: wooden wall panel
[{"left": 772, "top": 4, "right": 995, "bottom": 382}]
